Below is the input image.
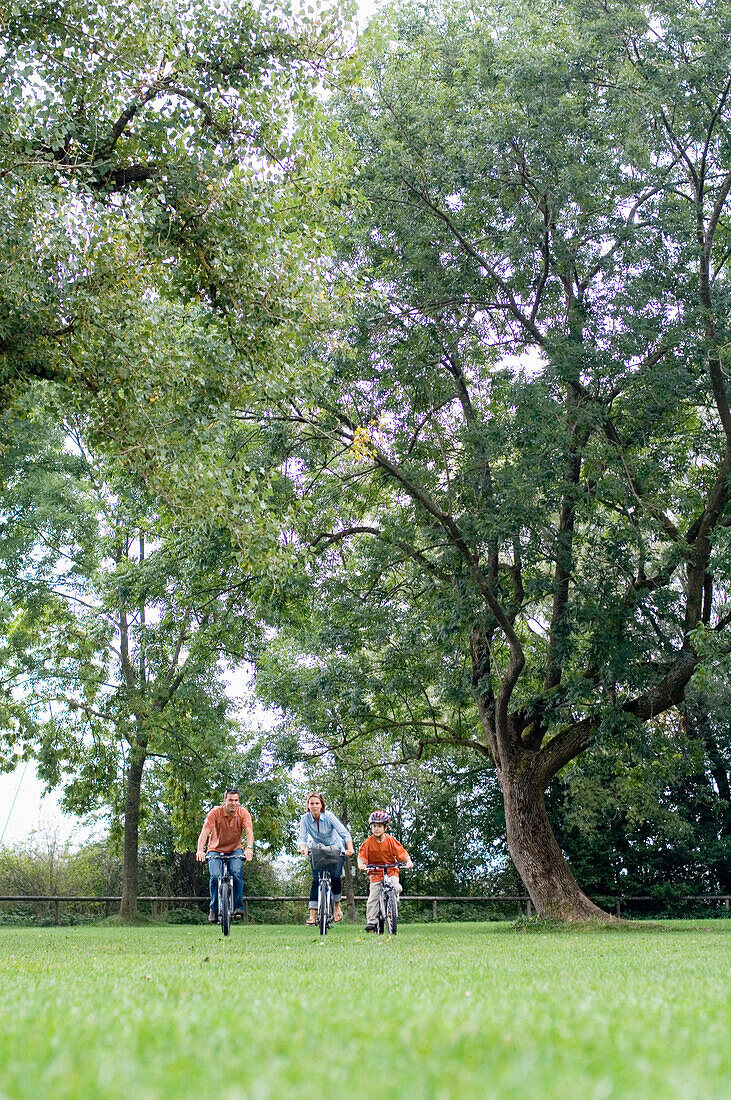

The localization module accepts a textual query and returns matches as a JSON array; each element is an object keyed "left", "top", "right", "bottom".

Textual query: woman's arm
[
  {"left": 297, "top": 814, "right": 309, "bottom": 855},
  {"left": 331, "top": 812, "right": 354, "bottom": 855}
]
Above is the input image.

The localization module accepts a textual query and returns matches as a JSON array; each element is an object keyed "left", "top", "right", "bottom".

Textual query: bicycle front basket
[{"left": 310, "top": 845, "right": 342, "bottom": 874}]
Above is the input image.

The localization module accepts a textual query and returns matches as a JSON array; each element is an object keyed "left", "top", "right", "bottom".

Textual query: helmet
[{"left": 368, "top": 810, "right": 390, "bottom": 825}]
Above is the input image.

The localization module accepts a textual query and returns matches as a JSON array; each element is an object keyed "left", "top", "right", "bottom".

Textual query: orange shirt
[
  {"left": 358, "top": 834, "right": 409, "bottom": 882},
  {"left": 204, "top": 806, "right": 253, "bottom": 854}
]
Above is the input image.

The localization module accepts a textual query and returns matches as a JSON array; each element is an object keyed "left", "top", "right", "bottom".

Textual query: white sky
[
  {"left": 0, "top": 763, "right": 95, "bottom": 849},
  {"left": 0, "top": 665, "right": 273, "bottom": 849}
]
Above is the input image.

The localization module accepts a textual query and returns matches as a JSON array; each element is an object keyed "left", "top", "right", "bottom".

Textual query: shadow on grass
[
  {"left": 99, "top": 912, "right": 157, "bottom": 927},
  {"left": 509, "top": 915, "right": 728, "bottom": 934}
]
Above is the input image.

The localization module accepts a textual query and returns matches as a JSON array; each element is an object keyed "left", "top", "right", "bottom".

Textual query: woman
[{"left": 298, "top": 792, "right": 354, "bottom": 924}]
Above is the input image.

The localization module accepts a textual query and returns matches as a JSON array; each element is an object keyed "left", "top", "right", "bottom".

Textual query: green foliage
[
  {"left": 0, "top": 394, "right": 279, "bottom": 908},
  {"left": 551, "top": 700, "right": 731, "bottom": 895},
  {"left": 0, "top": 837, "right": 120, "bottom": 900},
  {"left": 1, "top": 0, "right": 352, "bottom": 551}
]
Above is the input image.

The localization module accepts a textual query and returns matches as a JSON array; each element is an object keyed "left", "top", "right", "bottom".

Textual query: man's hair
[
  {"left": 224, "top": 787, "right": 240, "bottom": 797},
  {"left": 306, "top": 791, "right": 326, "bottom": 811}
]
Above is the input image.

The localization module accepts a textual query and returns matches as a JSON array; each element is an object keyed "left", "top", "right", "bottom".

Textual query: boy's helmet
[{"left": 368, "top": 810, "right": 390, "bottom": 824}]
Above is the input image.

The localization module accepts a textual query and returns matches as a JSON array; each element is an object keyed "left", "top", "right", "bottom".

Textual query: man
[{"left": 196, "top": 788, "right": 254, "bottom": 922}]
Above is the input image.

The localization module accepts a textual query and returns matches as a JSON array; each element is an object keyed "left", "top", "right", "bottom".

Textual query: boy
[{"left": 357, "top": 810, "right": 413, "bottom": 931}]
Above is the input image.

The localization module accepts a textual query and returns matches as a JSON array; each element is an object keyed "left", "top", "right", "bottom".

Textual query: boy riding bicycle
[{"left": 357, "top": 810, "right": 413, "bottom": 931}]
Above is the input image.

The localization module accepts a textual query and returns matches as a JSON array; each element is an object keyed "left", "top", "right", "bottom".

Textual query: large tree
[
  {"left": 1, "top": 0, "right": 349, "bottom": 440},
  {"left": 250, "top": 0, "right": 731, "bottom": 919},
  {"left": 1, "top": 0, "right": 352, "bottom": 910}
]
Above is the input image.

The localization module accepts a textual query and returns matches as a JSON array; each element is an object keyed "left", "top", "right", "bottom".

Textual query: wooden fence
[{"left": 1, "top": 892, "right": 730, "bottom": 924}]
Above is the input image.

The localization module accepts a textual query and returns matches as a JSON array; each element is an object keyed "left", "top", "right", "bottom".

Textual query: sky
[
  {"left": 0, "top": 763, "right": 95, "bottom": 849},
  {"left": 0, "top": 663, "right": 275, "bottom": 850}
]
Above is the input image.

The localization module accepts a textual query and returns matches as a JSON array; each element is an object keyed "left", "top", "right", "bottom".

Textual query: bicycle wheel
[
  {"left": 385, "top": 890, "right": 398, "bottom": 936},
  {"left": 220, "top": 876, "right": 231, "bottom": 936},
  {"left": 377, "top": 888, "right": 386, "bottom": 934}
]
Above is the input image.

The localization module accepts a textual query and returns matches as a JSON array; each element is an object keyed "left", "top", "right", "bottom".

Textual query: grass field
[{"left": 1, "top": 920, "right": 729, "bottom": 1099}]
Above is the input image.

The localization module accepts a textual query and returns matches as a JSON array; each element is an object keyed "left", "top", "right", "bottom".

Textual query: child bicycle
[
  {"left": 365, "top": 862, "right": 408, "bottom": 935},
  {"left": 309, "top": 844, "right": 343, "bottom": 935}
]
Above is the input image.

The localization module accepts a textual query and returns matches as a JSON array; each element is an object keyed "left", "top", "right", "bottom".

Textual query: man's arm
[
  {"left": 244, "top": 811, "right": 254, "bottom": 861},
  {"left": 196, "top": 824, "right": 210, "bottom": 862}
]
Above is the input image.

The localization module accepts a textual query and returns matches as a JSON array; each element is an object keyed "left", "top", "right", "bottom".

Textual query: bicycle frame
[
  {"left": 365, "top": 863, "right": 404, "bottom": 935},
  {"left": 316, "top": 869, "right": 333, "bottom": 935},
  {"left": 309, "top": 845, "right": 341, "bottom": 935},
  {"left": 208, "top": 853, "right": 237, "bottom": 936}
]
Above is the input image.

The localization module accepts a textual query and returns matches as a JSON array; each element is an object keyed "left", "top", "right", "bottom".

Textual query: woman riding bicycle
[{"left": 297, "top": 792, "right": 354, "bottom": 924}]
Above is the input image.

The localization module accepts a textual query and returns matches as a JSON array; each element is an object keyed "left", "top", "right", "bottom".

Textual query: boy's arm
[
  {"left": 357, "top": 839, "right": 369, "bottom": 871},
  {"left": 394, "top": 838, "right": 413, "bottom": 869}
]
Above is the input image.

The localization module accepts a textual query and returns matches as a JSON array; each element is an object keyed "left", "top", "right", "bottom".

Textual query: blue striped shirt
[{"left": 298, "top": 810, "right": 352, "bottom": 851}]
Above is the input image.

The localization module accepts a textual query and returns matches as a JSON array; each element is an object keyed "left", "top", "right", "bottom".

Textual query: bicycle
[
  {"left": 309, "top": 844, "right": 343, "bottom": 936},
  {"left": 207, "top": 852, "right": 238, "bottom": 936},
  {"left": 365, "top": 862, "right": 408, "bottom": 935}
]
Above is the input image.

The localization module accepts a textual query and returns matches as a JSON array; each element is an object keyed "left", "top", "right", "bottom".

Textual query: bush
[{"left": 165, "top": 906, "right": 209, "bottom": 925}]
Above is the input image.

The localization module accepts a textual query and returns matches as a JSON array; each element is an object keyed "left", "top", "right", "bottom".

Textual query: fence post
[
  {"left": 616, "top": 898, "right": 621, "bottom": 918},
  {"left": 725, "top": 897, "right": 729, "bottom": 913},
  {"left": 54, "top": 898, "right": 60, "bottom": 925},
  {"left": 525, "top": 897, "right": 532, "bottom": 917},
  {"left": 244, "top": 899, "right": 249, "bottom": 923},
  {"left": 432, "top": 899, "right": 438, "bottom": 922}
]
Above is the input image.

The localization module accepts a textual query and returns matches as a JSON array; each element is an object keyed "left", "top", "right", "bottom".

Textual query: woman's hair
[{"left": 306, "top": 791, "right": 326, "bottom": 811}]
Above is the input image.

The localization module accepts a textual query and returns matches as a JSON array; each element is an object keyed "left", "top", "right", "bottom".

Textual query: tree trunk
[
  {"left": 342, "top": 855, "right": 357, "bottom": 921},
  {"left": 334, "top": 757, "right": 357, "bottom": 920},
  {"left": 120, "top": 745, "right": 146, "bottom": 919},
  {"left": 500, "top": 762, "right": 613, "bottom": 921}
]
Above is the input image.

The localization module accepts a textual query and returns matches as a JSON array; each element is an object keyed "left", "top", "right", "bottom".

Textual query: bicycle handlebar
[{"left": 364, "top": 862, "right": 410, "bottom": 870}]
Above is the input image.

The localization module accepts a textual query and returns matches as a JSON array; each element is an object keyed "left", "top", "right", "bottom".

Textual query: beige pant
[{"left": 366, "top": 875, "right": 402, "bottom": 926}]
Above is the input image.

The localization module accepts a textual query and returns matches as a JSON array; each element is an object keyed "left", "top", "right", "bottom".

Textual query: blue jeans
[
  {"left": 309, "top": 853, "right": 345, "bottom": 904},
  {"left": 207, "top": 850, "right": 244, "bottom": 913}
]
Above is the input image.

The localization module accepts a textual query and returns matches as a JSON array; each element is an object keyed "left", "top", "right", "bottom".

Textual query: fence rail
[{"left": 1, "top": 893, "right": 729, "bottom": 923}]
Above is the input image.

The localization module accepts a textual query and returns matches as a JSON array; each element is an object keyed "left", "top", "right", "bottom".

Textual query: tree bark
[
  {"left": 499, "top": 760, "right": 613, "bottom": 921},
  {"left": 120, "top": 744, "right": 146, "bottom": 919},
  {"left": 342, "top": 855, "right": 357, "bottom": 921},
  {"left": 334, "top": 759, "right": 357, "bottom": 921}
]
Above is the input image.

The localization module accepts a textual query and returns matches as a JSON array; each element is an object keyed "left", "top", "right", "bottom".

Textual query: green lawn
[{"left": 1, "top": 920, "right": 729, "bottom": 1099}]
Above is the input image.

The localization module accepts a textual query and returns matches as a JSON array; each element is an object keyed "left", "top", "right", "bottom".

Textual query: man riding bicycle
[
  {"left": 357, "top": 810, "right": 413, "bottom": 932},
  {"left": 196, "top": 788, "right": 254, "bottom": 923}
]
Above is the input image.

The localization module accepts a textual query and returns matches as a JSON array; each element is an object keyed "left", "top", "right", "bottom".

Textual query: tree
[
  {"left": 1, "top": 397, "right": 267, "bottom": 915},
  {"left": 1, "top": 0, "right": 353, "bottom": 914},
  {"left": 250, "top": 0, "right": 731, "bottom": 918},
  {"left": 1, "top": 0, "right": 349, "bottom": 391},
  {"left": 0, "top": 392, "right": 100, "bottom": 764},
  {"left": 256, "top": 633, "right": 508, "bottom": 900}
]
